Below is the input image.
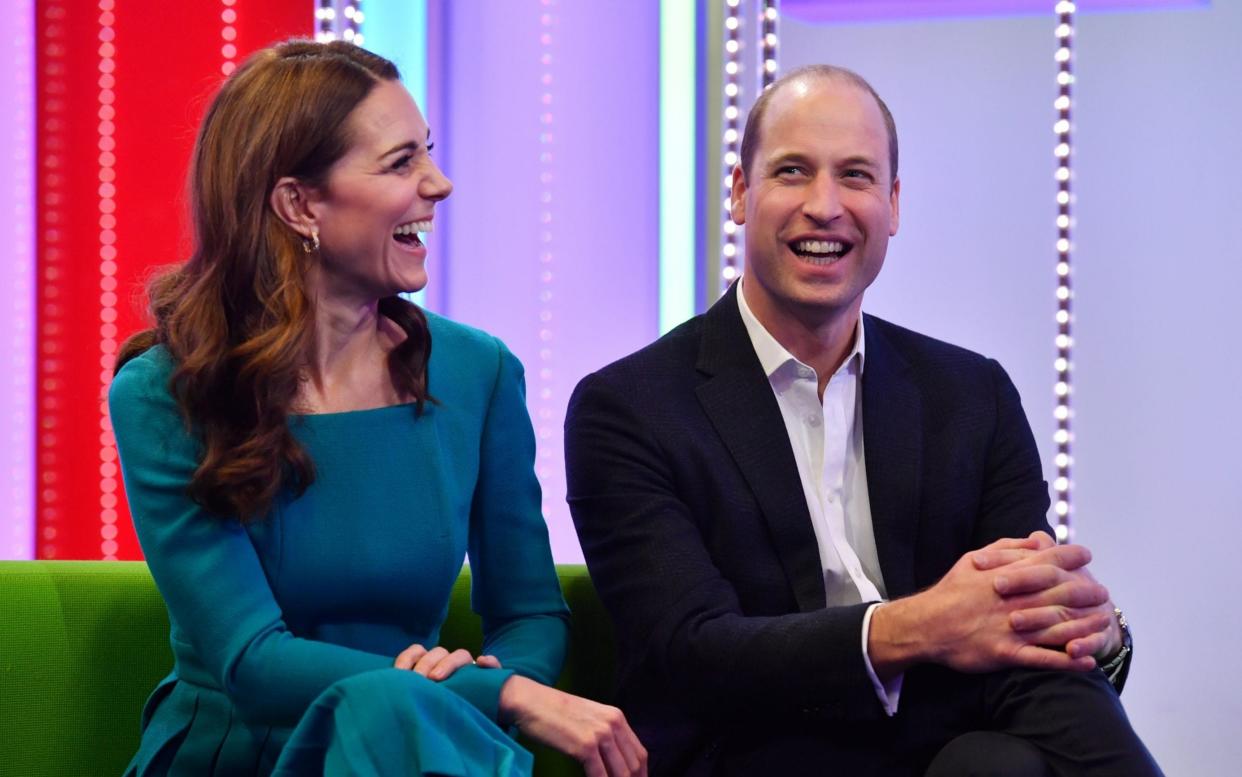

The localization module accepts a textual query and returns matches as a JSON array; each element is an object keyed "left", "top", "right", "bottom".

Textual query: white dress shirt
[{"left": 737, "top": 279, "right": 902, "bottom": 715}]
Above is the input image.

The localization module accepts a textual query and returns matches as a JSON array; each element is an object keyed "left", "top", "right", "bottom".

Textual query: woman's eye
[{"left": 390, "top": 154, "right": 414, "bottom": 171}]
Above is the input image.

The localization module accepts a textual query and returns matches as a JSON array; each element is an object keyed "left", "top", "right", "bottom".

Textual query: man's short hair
[{"left": 739, "top": 64, "right": 899, "bottom": 186}]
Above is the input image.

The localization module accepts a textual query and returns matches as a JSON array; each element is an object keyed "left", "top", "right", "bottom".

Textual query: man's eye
[
  {"left": 776, "top": 165, "right": 805, "bottom": 176},
  {"left": 844, "top": 169, "right": 873, "bottom": 181}
]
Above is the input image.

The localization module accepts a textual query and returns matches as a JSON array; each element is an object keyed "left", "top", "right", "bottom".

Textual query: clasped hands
[
  {"left": 391, "top": 644, "right": 647, "bottom": 776},
  {"left": 871, "top": 531, "right": 1122, "bottom": 678}
]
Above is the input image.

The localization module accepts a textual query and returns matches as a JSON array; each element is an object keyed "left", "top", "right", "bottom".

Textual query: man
[{"left": 564, "top": 66, "right": 1161, "bottom": 776}]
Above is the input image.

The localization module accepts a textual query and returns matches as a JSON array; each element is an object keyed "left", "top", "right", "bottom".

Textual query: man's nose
[
  {"left": 802, "top": 175, "right": 844, "bottom": 224},
  {"left": 422, "top": 158, "right": 453, "bottom": 201}
]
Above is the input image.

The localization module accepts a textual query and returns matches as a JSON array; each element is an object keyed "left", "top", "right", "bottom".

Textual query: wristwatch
[{"left": 1098, "top": 607, "right": 1133, "bottom": 690}]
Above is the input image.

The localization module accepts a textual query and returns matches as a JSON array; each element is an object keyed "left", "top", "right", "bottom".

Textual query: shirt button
[{"left": 807, "top": 415, "right": 821, "bottom": 427}]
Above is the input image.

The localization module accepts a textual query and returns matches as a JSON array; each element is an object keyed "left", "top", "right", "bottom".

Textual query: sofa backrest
[{"left": 0, "top": 561, "right": 615, "bottom": 776}]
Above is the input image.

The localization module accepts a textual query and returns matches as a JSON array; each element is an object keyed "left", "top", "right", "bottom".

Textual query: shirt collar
[{"left": 736, "top": 276, "right": 867, "bottom": 381}]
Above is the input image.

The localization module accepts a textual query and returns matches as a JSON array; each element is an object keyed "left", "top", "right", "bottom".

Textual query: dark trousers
[{"left": 712, "top": 668, "right": 1162, "bottom": 777}]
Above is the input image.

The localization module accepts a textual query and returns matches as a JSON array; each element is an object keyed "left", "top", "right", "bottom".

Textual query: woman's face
[{"left": 307, "top": 79, "right": 452, "bottom": 302}]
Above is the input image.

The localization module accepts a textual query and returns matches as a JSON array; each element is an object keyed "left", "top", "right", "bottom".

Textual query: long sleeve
[{"left": 437, "top": 338, "right": 570, "bottom": 720}]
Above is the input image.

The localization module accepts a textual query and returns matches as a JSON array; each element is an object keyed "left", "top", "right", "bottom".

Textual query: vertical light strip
[
  {"left": 761, "top": 1, "right": 779, "bottom": 89},
  {"left": 1052, "top": 1, "right": 1076, "bottom": 543},
  {"left": 719, "top": 0, "right": 744, "bottom": 294},
  {"left": 343, "top": 0, "right": 363, "bottom": 45},
  {"left": 362, "top": 0, "right": 430, "bottom": 308},
  {"left": 535, "top": 0, "right": 558, "bottom": 511},
  {"left": 221, "top": 0, "right": 239, "bottom": 76},
  {"left": 97, "top": 0, "right": 120, "bottom": 560},
  {"left": 2, "top": 0, "right": 35, "bottom": 559},
  {"left": 38, "top": 1, "right": 68, "bottom": 559},
  {"left": 316, "top": 0, "right": 337, "bottom": 42},
  {"left": 658, "top": 0, "right": 696, "bottom": 333}
]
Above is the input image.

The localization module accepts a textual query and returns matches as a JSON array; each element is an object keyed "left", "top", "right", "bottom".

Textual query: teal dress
[{"left": 109, "top": 314, "right": 570, "bottom": 776}]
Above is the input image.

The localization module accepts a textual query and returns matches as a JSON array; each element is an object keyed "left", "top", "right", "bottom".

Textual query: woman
[{"left": 110, "top": 40, "right": 645, "bottom": 776}]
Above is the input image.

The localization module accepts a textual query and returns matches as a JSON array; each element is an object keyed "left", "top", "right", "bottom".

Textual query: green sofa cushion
[{"left": 0, "top": 561, "right": 614, "bottom": 777}]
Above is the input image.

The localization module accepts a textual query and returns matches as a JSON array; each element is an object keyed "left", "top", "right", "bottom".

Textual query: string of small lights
[
  {"left": 97, "top": 0, "right": 120, "bottom": 560},
  {"left": 535, "top": 0, "right": 558, "bottom": 512},
  {"left": 761, "top": 0, "right": 779, "bottom": 89},
  {"left": 316, "top": 0, "right": 337, "bottom": 42},
  {"left": 1052, "top": 0, "right": 1076, "bottom": 543},
  {"left": 344, "top": 2, "right": 364, "bottom": 46},
  {"left": 719, "top": 0, "right": 744, "bottom": 292},
  {"left": 221, "top": 0, "right": 238, "bottom": 76},
  {"left": 37, "top": 0, "right": 67, "bottom": 558}
]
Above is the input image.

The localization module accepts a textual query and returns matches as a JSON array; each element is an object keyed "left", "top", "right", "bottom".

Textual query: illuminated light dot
[
  {"left": 765, "top": 33, "right": 777, "bottom": 47},
  {"left": 99, "top": 167, "right": 115, "bottom": 183},
  {"left": 222, "top": 62, "right": 236, "bottom": 75},
  {"left": 98, "top": 26, "right": 115, "bottom": 43},
  {"left": 98, "top": 42, "right": 115, "bottom": 58},
  {"left": 1057, "top": 72, "right": 1074, "bottom": 86},
  {"left": 1054, "top": 381, "right": 1069, "bottom": 397},
  {"left": 1054, "top": 119, "right": 1070, "bottom": 134},
  {"left": 725, "top": 40, "right": 740, "bottom": 54},
  {"left": 1057, "top": 191, "right": 1070, "bottom": 205},
  {"left": 1054, "top": 524, "right": 1070, "bottom": 541},
  {"left": 100, "top": 291, "right": 118, "bottom": 308},
  {"left": 100, "top": 446, "right": 117, "bottom": 463},
  {"left": 722, "top": 265, "right": 739, "bottom": 281},
  {"left": 100, "top": 462, "right": 118, "bottom": 480},
  {"left": 723, "top": 243, "right": 737, "bottom": 257},
  {"left": 723, "top": 128, "right": 738, "bottom": 143},
  {"left": 541, "top": 74, "right": 553, "bottom": 85},
  {"left": 1055, "top": 501, "right": 1069, "bottom": 516},
  {"left": 727, "top": 0, "right": 740, "bottom": 6},
  {"left": 1054, "top": 96, "right": 1070, "bottom": 111},
  {"left": 1055, "top": 47, "right": 1071, "bottom": 63},
  {"left": 1054, "top": 357, "right": 1069, "bottom": 372},
  {"left": 765, "top": 59, "right": 777, "bottom": 73},
  {"left": 101, "top": 247, "right": 118, "bottom": 264},
  {"left": 1056, "top": 287, "right": 1070, "bottom": 301},
  {"left": 724, "top": 221, "right": 737, "bottom": 235},
  {"left": 1056, "top": 239, "right": 1070, "bottom": 253},
  {"left": 1055, "top": 23, "right": 1072, "bottom": 38},
  {"left": 101, "top": 502, "right": 117, "bottom": 517},
  {"left": 100, "top": 308, "right": 117, "bottom": 324},
  {"left": 101, "top": 539, "right": 119, "bottom": 556},
  {"left": 101, "top": 524, "right": 118, "bottom": 540},
  {"left": 725, "top": 16, "right": 739, "bottom": 29},
  {"left": 98, "top": 135, "right": 116, "bottom": 152},
  {"left": 1056, "top": 310, "right": 1070, "bottom": 324},
  {"left": 99, "top": 151, "right": 116, "bottom": 167},
  {"left": 1054, "top": 143, "right": 1070, "bottom": 158},
  {"left": 1054, "top": 476, "right": 1070, "bottom": 492},
  {"left": 1055, "top": 453, "right": 1070, "bottom": 468},
  {"left": 540, "top": 53, "right": 552, "bottom": 65},
  {"left": 99, "top": 59, "right": 115, "bottom": 74},
  {"left": 723, "top": 196, "right": 732, "bottom": 210},
  {"left": 1054, "top": 406, "right": 1069, "bottom": 422},
  {"left": 99, "top": 11, "right": 115, "bottom": 25},
  {"left": 222, "top": 44, "right": 237, "bottom": 59},
  {"left": 98, "top": 73, "right": 115, "bottom": 89},
  {"left": 43, "top": 527, "right": 57, "bottom": 540},
  {"left": 99, "top": 198, "right": 116, "bottom": 214},
  {"left": 725, "top": 62, "right": 739, "bottom": 75},
  {"left": 99, "top": 182, "right": 116, "bottom": 199},
  {"left": 724, "top": 151, "right": 738, "bottom": 166},
  {"left": 1055, "top": 167, "right": 1070, "bottom": 182},
  {"left": 222, "top": 8, "right": 236, "bottom": 23},
  {"left": 725, "top": 106, "right": 739, "bottom": 120},
  {"left": 1056, "top": 215, "right": 1071, "bottom": 230},
  {"left": 724, "top": 83, "right": 739, "bottom": 97},
  {"left": 100, "top": 476, "right": 118, "bottom": 494},
  {"left": 765, "top": 6, "right": 779, "bottom": 20}
]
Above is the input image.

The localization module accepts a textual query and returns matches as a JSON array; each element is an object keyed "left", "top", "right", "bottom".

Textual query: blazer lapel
[
  {"left": 694, "top": 284, "right": 826, "bottom": 613},
  {"left": 861, "top": 316, "right": 922, "bottom": 599}
]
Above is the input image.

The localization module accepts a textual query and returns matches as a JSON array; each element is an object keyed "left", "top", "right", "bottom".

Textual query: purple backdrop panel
[
  {"left": 440, "top": 1, "right": 660, "bottom": 563},
  {"left": 783, "top": 0, "right": 1208, "bottom": 24},
  {"left": 1, "top": 0, "right": 35, "bottom": 560}
]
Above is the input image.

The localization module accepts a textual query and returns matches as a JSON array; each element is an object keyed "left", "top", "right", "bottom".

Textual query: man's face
[{"left": 731, "top": 76, "right": 900, "bottom": 332}]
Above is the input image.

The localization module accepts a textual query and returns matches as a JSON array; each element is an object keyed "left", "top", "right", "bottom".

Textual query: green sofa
[{"left": 0, "top": 561, "right": 615, "bottom": 776}]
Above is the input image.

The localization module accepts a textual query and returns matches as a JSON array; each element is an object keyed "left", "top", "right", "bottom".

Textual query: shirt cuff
[{"left": 861, "top": 602, "right": 903, "bottom": 716}]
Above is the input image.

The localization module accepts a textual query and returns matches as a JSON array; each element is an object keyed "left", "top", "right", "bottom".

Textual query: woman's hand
[
  {"left": 393, "top": 644, "right": 502, "bottom": 680},
  {"left": 498, "top": 675, "right": 647, "bottom": 776}
]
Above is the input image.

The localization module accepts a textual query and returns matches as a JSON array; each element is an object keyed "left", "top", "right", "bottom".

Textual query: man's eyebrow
[
  {"left": 766, "top": 151, "right": 813, "bottom": 168},
  {"left": 837, "top": 155, "right": 879, "bottom": 170}
]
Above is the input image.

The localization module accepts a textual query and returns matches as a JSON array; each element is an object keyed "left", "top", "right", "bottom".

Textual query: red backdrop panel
[{"left": 36, "top": 0, "right": 310, "bottom": 560}]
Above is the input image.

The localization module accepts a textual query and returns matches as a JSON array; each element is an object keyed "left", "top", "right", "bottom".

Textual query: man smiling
[{"left": 565, "top": 66, "right": 1161, "bottom": 776}]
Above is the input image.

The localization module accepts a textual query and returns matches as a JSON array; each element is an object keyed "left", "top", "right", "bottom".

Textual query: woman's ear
[{"left": 269, "top": 177, "right": 318, "bottom": 239}]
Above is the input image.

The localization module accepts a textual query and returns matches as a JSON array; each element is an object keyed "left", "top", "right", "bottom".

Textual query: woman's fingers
[
  {"left": 393, "top": 643, "right": 427, "bottom": 671},
  {"left": 476, "top": 654, "right": 503, "bottom": 669},
  {"left": 427, "top": 648, "right": 477, "bottom": 680}
]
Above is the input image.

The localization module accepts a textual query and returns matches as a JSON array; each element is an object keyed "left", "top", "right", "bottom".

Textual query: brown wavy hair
[{"left": 116, "top": 40, "right": 432, "bottom": 521}]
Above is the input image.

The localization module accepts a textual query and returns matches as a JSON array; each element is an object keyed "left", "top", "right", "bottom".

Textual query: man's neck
[{"left": 740, "top": 279, "right": 861, "bottom": 397}]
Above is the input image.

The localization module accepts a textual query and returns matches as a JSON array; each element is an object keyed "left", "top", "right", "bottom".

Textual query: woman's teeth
[{"left": 393, "top": 220, "right": 432, "bottom": 237}]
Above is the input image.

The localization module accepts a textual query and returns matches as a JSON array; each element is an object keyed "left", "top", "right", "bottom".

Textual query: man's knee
[{"left": 925, "top": 731, "right": 1052, "bottom": 777}]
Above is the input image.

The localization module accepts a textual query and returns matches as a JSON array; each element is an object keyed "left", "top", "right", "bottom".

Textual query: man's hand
[
  {"left": 973, "top": 532, "right": 1123, "bottom": 661},
  {"left": 868, "top": 533, "right": 1107, "bottom": 678}
]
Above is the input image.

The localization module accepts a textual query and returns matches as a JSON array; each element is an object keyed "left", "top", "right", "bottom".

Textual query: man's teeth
[
  {"left": 394, "top": 220, "right": 433, "bottom": 236},
  {"left": 793, "top": 239, "right": 844, "bottom": 256}
]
